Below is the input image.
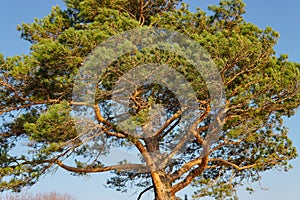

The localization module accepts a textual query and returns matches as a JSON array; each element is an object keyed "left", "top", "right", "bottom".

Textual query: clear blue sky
[{"left": 0, "top": 1, "right": 299, "bottom": 200}]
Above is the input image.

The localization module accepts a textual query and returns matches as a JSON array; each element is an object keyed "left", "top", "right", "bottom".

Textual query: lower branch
[{"left": 55, "top": 160, "right": 146, "bottom": 173}]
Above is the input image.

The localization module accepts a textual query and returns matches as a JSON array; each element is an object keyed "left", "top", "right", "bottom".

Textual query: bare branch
[{"left": 137, "top": 186, "right": 154, "bottom": 200}]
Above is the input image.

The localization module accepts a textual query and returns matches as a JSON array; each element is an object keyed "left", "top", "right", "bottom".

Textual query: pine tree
[{"left": 0, "top": 0, "right": 299, "bottom": 199}]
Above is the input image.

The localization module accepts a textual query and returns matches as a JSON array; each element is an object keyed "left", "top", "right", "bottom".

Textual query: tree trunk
[
  {"left": 151, "top": 170, "right": 177, "bottom": 200},
  {"left": 143, "top": 135, "right": 178, "bottom": 199}
]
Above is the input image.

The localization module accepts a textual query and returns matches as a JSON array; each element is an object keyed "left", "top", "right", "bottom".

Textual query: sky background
[{"left": 0, "top": 0, "right": 299, "bottom": 200}]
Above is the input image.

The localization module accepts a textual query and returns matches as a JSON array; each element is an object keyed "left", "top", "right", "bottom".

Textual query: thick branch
[
  {"left": 93, "top": 104, "right": 113, "bottom": 127},
  {"left": 170, "top": 157, "right": 203, "bottom": 182},
  {"left": 190, "top": 103, "right": 211, "bottom": 145},
  {"left": 172, "top": 156, "right": 209, "bottom": 194},
  {"left": 129, "top": 137, "right": 159, "bottom": 172},
  {"left": 93, "top": 104, "right": 128, "bottom": 139},
  {"left": 55, "top": 160, "right": 146, "bottom": 173}
]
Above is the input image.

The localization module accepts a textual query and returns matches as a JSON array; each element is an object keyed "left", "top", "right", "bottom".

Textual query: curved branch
[
  {"left": 93, "top": 104, "right": 128, "bottom": 139},
  {"left": 190, "top": 104, "right": 211, "bottom": 145},
  {"left": 209, "top": 158, "right": 257, "bottom": 171},
  {"left": 170, "top": 157, "right": 203, "bottom": 182},
  {"left": 137, "top": 186, "right": 154, "bottom": 200},
  {"left": 93, "top": 104, "right": 113, "bottom": 128},
  {"left": 171, "top": 156, "right": 209, "bottom": 194}
]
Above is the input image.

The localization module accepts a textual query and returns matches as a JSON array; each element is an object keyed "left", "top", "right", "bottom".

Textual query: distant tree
[
  {"left": 0, "top": 0, "right": 299, "bottom": 200},
  {"left": 3, "top": 192, "right": 77, "bottom": 200}
]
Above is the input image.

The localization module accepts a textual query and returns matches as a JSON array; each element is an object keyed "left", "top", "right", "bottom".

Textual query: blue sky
[{"left": 0, "top": 1, "right": 299, "bottom": 200}]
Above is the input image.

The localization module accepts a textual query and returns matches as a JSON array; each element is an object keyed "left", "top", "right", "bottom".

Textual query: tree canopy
[{"left": 0, "top": 0, "right": 299, "bottom": 199}]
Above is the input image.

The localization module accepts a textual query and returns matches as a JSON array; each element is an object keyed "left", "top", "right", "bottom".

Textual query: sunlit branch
[
  {"left": 172, "top": 155, "right": 209, "bottom": 193},
  {"left": 55, "top": 160, "right": 147, "bottom": 173},
  {"left": 209, "top": 158, "right": 257, "bottom": 171},
  {"left": 170, "top": 157, "right": 203, "bottom": 182}
]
